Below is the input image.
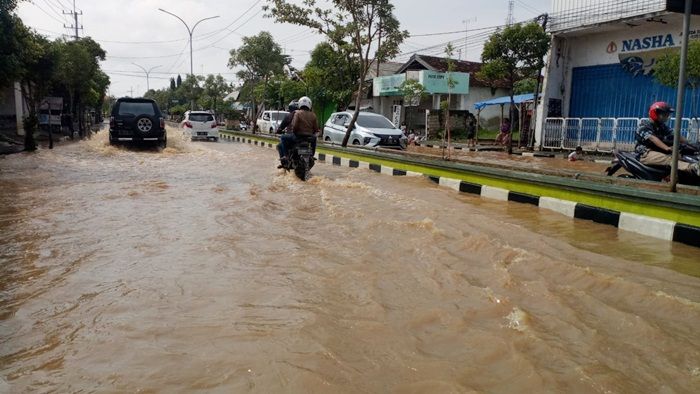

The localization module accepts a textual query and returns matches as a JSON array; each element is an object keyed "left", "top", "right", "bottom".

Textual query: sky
[{"left": 17, "top": 0, "right": 551, "bottom": 98}]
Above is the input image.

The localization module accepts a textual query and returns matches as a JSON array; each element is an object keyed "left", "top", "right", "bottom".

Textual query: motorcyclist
[
  {"left": 277, "top": 96, "right": 319, "bottom": 168},
  {"left": 635, "top": 101, "right": 699, "bottom": 176},
  {"left": 276, "top": 100, "right": 298, "bottom": 135}
]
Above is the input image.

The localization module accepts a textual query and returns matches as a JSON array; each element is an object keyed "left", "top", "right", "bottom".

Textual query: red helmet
[{"left": 649, "top": 101, "right": 674, "bottom": 123}]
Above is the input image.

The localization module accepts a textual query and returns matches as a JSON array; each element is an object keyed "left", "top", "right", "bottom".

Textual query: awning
[{"left": 474, "top": 93, "right": 534, "bottom": 111}]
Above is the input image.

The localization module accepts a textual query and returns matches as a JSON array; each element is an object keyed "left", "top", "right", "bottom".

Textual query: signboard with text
[
  {"left": 418, "top": 70, "right": 469, "bottom": 95},
  {"left": 373, "top": 74, "right": 406, "bottom": 96}
]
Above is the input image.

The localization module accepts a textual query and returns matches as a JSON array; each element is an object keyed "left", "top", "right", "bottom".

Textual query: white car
[
  {"left": 181, "top": 111, "right": 219, "bottom": 141},
  {"left": 256, "top": 110, "right": 289, "bottom": 134},
  {"left": 323, "top": 111, "right": 407, "bottom": 149}
]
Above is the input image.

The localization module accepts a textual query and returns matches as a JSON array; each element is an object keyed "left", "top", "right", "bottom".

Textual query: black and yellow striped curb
[{"left": 219, "top": 131, "right": 700, "bottom": 248}]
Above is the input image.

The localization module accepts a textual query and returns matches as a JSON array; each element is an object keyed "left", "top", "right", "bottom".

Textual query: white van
[{"left": 256, "top": 110, "right": 289, "bottom": 134}]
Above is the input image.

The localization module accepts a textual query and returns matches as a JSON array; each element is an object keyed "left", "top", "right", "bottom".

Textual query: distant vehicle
[
  {"left": 256, "top": 110, "right": 289, "bottom": 134},
  {"left": 239, "top": 121, "right": 249, "bottom": 131},
  {"left": 180, "top": 111, "right": 219, "bottom": 142},
  {"left": 109, "top": 98, "right": 166, "bottom": 147},
  {"left": 323, "top": 111, "right": 407, "bottom": 149}
]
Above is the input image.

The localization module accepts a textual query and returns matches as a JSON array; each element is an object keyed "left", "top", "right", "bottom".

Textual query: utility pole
[
  {"left": 528, "top": 13, "right": 548, "bottom": 149},
  {"left": 506, "top": 0, "right": 515, "bottom": 26},
  {"left": 62, "top": 0, "right": 83, "bottom": 40}
]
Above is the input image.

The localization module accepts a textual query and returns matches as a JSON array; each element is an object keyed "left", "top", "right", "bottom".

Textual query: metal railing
[{"left": 542, "top": 117, "right": 700, "bottom": 152}]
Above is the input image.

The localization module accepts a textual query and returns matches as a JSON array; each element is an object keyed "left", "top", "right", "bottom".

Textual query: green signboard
[
  {"left": 419, "top": 70, "right": 469, "bottom": 94},
  {"left": 373, "top": 74, "right": 406, "bottom": 96}
]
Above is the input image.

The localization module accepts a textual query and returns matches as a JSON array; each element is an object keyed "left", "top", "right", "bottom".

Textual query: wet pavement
[{"left": 1, "top": 128, "right": 699, "bottom": 392}]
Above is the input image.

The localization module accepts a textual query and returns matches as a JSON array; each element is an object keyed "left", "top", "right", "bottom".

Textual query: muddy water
[{"left": 1, "top": 128, "right": 699, "bottom": 393}]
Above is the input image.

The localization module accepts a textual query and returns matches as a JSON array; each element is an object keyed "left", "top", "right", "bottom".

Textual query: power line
[{"left": 29, "top": 0, "right": 66, "bottom": 25}]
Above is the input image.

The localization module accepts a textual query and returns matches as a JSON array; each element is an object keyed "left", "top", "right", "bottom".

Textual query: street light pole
[
  {"left": 158, "top": 8, "right": 220, "bottom": 76},
  {"left": 132, "top": 63, "right": 161, "bottom": 93},
  {"left": 670, "top": 0, "right": 692, "bottom": 192},
  {"left": 158, "top": 8, "right": 219, "bottom": 109}
]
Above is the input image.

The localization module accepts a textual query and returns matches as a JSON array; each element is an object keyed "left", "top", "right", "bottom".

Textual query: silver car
[{"left": 323, "top": 111, "right": 407, "bottom": 149}]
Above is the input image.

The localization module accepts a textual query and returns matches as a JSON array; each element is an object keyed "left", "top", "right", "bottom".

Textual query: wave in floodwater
[{"left": 0, "top": 134, "right": 699, "bottom": 393}]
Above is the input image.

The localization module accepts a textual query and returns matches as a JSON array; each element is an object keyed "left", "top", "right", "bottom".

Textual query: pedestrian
[
  {"left": 568, "top": 146, "right": 584, "bottom": 161},
  {"left": 496, "top": 118, "right": 511, "bottom": 146},
  {"left": 408, "top": 129, "right": 416, "bottom": 146},
  {"left": 466, "top": 112, "right": 477, "bottom": 147}
]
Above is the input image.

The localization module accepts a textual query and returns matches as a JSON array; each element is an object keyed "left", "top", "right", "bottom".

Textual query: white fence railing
[{"left": 542, "top": 117, "right": 700, "bottom": 152}]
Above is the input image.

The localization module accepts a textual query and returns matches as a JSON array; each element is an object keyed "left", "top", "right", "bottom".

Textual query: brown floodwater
[{"left": 1, "top": 128, "right": 699, "bottom": 393}]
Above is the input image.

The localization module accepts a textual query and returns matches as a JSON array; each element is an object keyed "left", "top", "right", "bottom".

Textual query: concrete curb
[{"left": 219, "top": 133, "right": 700, "bottom": 248}]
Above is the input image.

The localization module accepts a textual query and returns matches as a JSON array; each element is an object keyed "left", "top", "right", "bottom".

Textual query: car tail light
[
  {"left": 109, "top": 116, "right": 115, "bottom": 128},
  {"left": 211, "top": 122, "right": 217, "bottom": 128},
  {"left": 160, "top": 117, "right": 165, "bottom": 129},
  {"left": 184, "top": 121, "right": 192, "bottom": 128}
]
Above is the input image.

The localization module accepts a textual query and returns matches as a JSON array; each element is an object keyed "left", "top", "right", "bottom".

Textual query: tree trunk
[
  {"left": 20, "top": 84, "right": 38, "bottom": 151},
  {"left": 342, "top": 80, "right": 364, "bottom": 147}
]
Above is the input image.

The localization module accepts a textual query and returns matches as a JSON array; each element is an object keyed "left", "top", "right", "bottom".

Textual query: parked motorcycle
[
  {"left": 281, "top": 136, "right": 316, "bottom": 181},
  {"left": 605, "top": 144, "right": 700, "bottom": 186}
]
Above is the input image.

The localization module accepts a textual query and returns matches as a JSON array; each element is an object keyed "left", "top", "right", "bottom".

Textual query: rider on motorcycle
[
  {"left": 277, "top": 96, "right": 319, "bottom": 168},
  {"left": 635, "top": 101, "right": 700, "bottom": 175},
  {"left": 276, "top": 100, "right": 298, "bottom": 135}
]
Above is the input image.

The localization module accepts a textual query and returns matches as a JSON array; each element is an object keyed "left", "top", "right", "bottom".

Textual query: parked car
[
  {"left": 109, "top": 98, "right": 167, "bottom": 147},
  {"left": 256, "top": 110, "right": 289, "bottom": 133},
  {"left": 323, "top": 111, "right": 407, "bottom": 149},
  {"left": 180, "top": 111, "right": 219, "bottom": 142},
  {"left": 239, "top": 121, "right": 249, "bottom": 131}
]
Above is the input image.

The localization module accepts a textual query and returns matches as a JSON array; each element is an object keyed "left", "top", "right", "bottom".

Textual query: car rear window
[
  {"left": 189, "top": 113, "right": 214, "bottom": 122},
  {"left": 271, "top": 112, "right": 288, "bottom": 121},
  {"left": 357, "top": 114, "right": 395, "bottom": 129},
  {"left": 118, "top": 102, "right": 156, "bottom": 116}
]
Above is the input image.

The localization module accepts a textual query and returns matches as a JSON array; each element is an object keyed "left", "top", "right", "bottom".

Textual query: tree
[
  {"left": 203, "top": 74, "right": 231, "bottom": 117},
  {"left": 170, "top": 77, "right": 176, "bottom": 91},
  {"left": 15, "top": 27, "right": 58, "bottom": 150},
  {"left": 266, "top": 0, "right": 408, "bottom": 147},
  {"left": 53, "top": 38, "right": 106, "bottom": 138},
  {"left": 478, "top": 22, "right": 549, "bottom": 154},
  {"left": 179, "top": 75, "right": 204, "bottom": 110},
  {"left": 398, "top": 78, "right": 426, "bottom": 136},
  {"left": 514, "top": 78, "right": 538, "bottom": 95},
  {"left": 176, "top": 74, "right": 182, "bottom": 88},
  {"left": 304, "top": 42, "right": 360, "bottom": 110},
  {"left": 655, "top": 40, "right": 700, "bottom": 117},
  {"left": 228, "top": 31, "right": 287, "bottom": 126}
]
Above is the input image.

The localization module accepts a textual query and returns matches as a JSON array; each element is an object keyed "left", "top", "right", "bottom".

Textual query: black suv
[{"left": 109, "top": 98, "right": 167, "bottom": 147}]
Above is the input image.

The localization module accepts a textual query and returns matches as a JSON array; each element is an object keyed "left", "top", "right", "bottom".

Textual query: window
[
  {"left": 118, "top": 102, "right": 155, "bottom": 116},
  {"left": 357, "top": 114, "right": 395, "bottom": 129},
  {"left": 271, "top": 112, "right": 288, "bottom": 121},
  {"left": 188, "top": 113, "right": 214, "bottom": 122},
  {"left": 333, "top": 115, "right": 347, "bottom": 126},
  {"left": 263, "top": 113, "right": 271, "bottom": 121}
]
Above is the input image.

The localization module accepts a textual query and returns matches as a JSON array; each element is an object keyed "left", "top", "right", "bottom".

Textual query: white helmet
[{"left": 298, "top": 96, "right": 312, "bottom": 110}]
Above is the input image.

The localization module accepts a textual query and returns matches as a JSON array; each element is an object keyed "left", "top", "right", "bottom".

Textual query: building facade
[
  {"left": 535, "top": 0, "right": 700, "bottom": 148},
  {"left": 370, "top": 55, "right": 510, "bottom": 132}
]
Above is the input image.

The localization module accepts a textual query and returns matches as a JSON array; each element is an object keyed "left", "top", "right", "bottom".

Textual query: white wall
[{"left": 534, "top": 14, "right": 700, "bottom": 147}]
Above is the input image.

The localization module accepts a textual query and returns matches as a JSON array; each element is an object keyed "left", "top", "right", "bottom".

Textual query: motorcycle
[
  {"left": 605, "top": 143, "right": 700, "bottom": 186},
  {"left": 281, "top": 135, "right": 316, "bottom": 181}
]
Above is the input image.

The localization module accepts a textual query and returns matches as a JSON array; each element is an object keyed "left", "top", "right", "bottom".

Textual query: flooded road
[{"left": 1, "top": 129, "right": 699, "bottom": 393}]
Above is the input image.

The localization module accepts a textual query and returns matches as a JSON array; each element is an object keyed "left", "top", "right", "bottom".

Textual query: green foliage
[
  {"left": 169, "top": 77, "right": 176, "bottom": 91},
  {"left": 514, "top": 78, "right": 538, "bottom": 94},
  {"left": 176, "top": 74, "right": 182, "bottom": 87},
  {"left": 304, "top": 42, "right": 360, "bottom": 108},
  {"left": 655, "top": 40, "right": 700, "bottom": 89},
  {"left": 266, "top": 0, "right": 408, "bottom": 146},
  {"left": 398, "top": 79, "right": 427, "bottom": 102},
  {"left": 478, "top": 22, "right": 549, "bottom": 87},
  {"left": 228, "top": 31, "right": 287, "bottom": 83}
]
